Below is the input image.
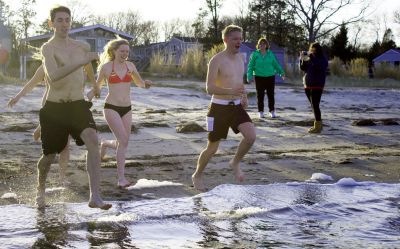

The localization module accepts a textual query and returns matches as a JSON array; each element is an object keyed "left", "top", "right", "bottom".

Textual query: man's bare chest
[
  {"left": 53, "top": 46, "right": 84, "bottom": 67},
  {"left": 219, "top": 60, "right": 243, "bottom": 78}
]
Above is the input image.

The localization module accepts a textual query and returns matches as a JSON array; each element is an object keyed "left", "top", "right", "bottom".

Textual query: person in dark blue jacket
[{"left": 299, "top": 42, "right": 328, "bottom": 133}]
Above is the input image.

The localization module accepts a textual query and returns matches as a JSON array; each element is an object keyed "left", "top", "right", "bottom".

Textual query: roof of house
[
  {"left": 132, "top": 36, "right": 199, "bottom": 51},
  {"left": 22, "top": 24, "right": 134, "bottom": 42},
  {"left": 241, "top": 42, "right": 256, "bottom": 50},
  {"left": 373, "top": 49, "right": 400, "bottom": 62},
  {"left": 172, "top": 36, "right": 199, "bottom": 43}
]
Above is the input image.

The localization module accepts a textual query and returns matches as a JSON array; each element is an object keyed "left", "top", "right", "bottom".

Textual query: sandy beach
[{"left": 1, "top": 79, "right": 399, "bottom": 206}]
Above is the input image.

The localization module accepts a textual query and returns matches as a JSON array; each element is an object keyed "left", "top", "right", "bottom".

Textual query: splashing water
[{"left": 0, "top": 180, "right": 399, "bottom": 248}]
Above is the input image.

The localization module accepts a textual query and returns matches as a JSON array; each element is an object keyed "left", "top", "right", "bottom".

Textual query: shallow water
[{"left": 1, "top": 181, "right": 400, "bottom": 248}]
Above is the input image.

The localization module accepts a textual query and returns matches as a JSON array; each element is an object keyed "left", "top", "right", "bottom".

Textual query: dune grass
[{"left": 0, "top": 72, "right": 19, "bottom": 84}]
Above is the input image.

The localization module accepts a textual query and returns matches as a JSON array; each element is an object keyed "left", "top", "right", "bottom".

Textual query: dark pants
[
  {"left": 305, "top": 88, "right": 323, "bottom": 121},
  {"left": 255, "top": 75, "right": 275, "bottom": 112}
]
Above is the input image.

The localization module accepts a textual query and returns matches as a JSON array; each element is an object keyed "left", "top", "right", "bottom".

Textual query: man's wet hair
[
  {"left": 50, "top": 5, "right": 71, "bottom": 22},
  {"left": 221, "top": 25, "right": 242, "bottom": 40}
]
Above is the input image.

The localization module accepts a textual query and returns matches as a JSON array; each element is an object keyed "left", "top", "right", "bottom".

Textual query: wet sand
[{"left": 1, "top": 80, "right": 399, "bottom": 206}]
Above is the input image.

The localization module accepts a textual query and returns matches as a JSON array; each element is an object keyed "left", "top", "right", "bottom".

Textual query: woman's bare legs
[{"left": 103, "top": 109, "right": 132, "bottom": 187}]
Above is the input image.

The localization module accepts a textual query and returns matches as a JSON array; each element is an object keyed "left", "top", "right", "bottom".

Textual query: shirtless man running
[
  {"left": 192, "top": 25, "right": 256, "bottom": 191},
  {"left": 36, "top": 5, "right": 111, "bottom": 210}
]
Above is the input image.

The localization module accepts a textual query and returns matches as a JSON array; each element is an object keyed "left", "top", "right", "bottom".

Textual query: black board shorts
[
  {"left": 39, "top": 100, "right": 96, "bottom": 155},
  {"left": 206, "top": 102, "right": 252, "bottom": 142}
]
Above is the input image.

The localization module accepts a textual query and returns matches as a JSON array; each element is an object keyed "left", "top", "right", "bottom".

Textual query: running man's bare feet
[
  {"left": 33, "top": 126, "right": 41, "bottom": 141},
  {"left": 192, "top": 174, "right": 206, "bottom": 192},
  {"left": 59, "top": 173, "right": 71, "bottom": 187},
  {"left": 229, "top": 160, "right": 245, "bottom": 182},
  {"left": 35, "top": 191, "right": 45, "bottom": 209},
  {"left": 117, "top": 179, "right": 132, "bottom": 189},
  {"left": 88, "top": 200, "right": 112, "bottom": 210}
]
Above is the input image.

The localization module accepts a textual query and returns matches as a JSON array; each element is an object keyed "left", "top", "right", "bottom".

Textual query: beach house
[
  {"left": 131, "top": 36, "right": 202, "bottom": 71},
  {"left": 20, "top": 24, "right": 134, "bottom": 79},
  {"left": 373, "top": 49, "right": 400, "bottom": 66}
]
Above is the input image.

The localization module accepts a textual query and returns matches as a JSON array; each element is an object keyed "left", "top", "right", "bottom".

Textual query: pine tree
[
  {"left": 380, "top": 28, "right": 397, "bottom": 53},
  {"left": 330, "top": 23, "right": 352, "bottom": 63}
]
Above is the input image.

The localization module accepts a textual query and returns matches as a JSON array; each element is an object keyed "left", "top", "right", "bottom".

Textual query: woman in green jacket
[{"left": 247, "top": 38, "right": 285, "bottom": 118}]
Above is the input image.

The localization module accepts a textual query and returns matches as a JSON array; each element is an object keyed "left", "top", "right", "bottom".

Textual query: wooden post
[
  {"left": 23, "top": 55, "right": 26, "bottom": 80},
  {"left": 19, "top": 55, "right": 23, "bottom": 80}
]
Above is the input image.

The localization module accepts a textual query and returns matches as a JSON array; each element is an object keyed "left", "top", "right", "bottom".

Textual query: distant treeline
[{"left": 1, "top": 0, "right": 399, "bottom": 82}]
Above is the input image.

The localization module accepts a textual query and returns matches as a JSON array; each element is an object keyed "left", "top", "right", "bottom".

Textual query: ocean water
[{"left": 1, "top": 180, "right": 399, "bottom": 249}]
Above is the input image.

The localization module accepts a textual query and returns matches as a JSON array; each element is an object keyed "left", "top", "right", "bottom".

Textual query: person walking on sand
[
  {"left": 247, "top": 37, "right": 285, "bottom": 119},
  {"left": 87, "top": 38, "right": 151, "bottom": 189},
  {"left": 8, "top": 62, "right": 97, "bottom": 186},
  {"left": 299, "top": 42, "right": 328, "bottom": 133},
  {"left": 36, "top": 5, "right": 111, "bottom": 210},
  {"left": 191, "top": 25, "right": 256, "bottom": 192}
]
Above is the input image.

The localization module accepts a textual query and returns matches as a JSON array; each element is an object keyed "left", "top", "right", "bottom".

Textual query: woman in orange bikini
[{"left": 88, "top": 38, "right": 151, "bottom": 188}]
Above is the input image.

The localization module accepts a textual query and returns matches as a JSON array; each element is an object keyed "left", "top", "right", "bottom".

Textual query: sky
[
  {"left": 3, "top": 0, "right": 400, "bottom": 45},
  {"left": 5, "top": 0, "right": 396, "bottom": 23}
]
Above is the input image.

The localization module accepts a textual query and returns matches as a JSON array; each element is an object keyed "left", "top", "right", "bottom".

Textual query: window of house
[
  {"left": 97, "top": 39, "right": 110, "bottom": 53},
  {"left": 86, "top": 39, "right": 96, "bottom": 52}
]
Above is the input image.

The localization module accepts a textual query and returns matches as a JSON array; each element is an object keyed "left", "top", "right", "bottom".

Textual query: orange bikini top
[{"left": 108, "top": 61, "right": 133, "bottom": 84}]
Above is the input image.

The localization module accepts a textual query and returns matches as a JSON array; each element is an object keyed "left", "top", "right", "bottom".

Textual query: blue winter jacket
[{"left": 299, "top": 54, "right": 328, "bottom": 89}]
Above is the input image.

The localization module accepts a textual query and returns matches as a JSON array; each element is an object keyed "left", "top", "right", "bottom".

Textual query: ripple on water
[{"left": 0, "top": 182, "right": 399, "bottom": 248}]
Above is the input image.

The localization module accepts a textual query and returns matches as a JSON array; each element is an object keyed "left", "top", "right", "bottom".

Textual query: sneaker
[
  {"left": 269, "top": 111, "right": 277, "bottom": 118},
  {"left": 258, "top": 112, "right": 264, "bottom": 118}
]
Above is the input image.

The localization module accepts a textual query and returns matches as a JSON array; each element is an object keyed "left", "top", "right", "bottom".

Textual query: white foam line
[
  {"left": 127, "top": 179, "right": 183, "bottom": 190},
  {"left": 1, "top": 192, "right": 18, "bottom": 199}
]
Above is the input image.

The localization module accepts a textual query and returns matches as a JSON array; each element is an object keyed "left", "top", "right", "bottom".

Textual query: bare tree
[
  {"left": 0, "top": 0, "right": 10, "bottom": 24},
  {"left": 15, "top": 0, "right": 37, "bottom": 40},
  {"left": 37, "top": 19, "right": 52, "bottom": 34},
  {"left": 349, "top": 24, "right": 362, "bottom": 49},
  {"left": 121, "top": 11, "right": 144, "bottom": 42},
  {"left": 140, "top": 20, "right": 159, "bottom": 45},
  {"left": 192, "top": 10, "right": 208, "bottom": 39},
  {"left": 370, "top": 15, "right": 388, "bottom": 42},
  {"left": 162, "top": 19, "right": 183, "bottom": 41},
  {"left": 161, "top": 19, "right": 196, "bottom": 41},
  {"left": 94, "top": 10, "right": 160, "bottom": 45},
  {"left": 181, "top": 20, "right": 196, "bottom": 38},
  {"left": 234, "top": 0, "right": 251, "bottom": 41},
  {"left": 103, "top": 12, "right": 126, "bottom": 31},
  {"left": 394, "top": 10, "right": 400, "bottom": 24},
  {"left": 286, "top": 0, "right": 371, "bottom": 42},
  {"left": 205, "top": 0, "right": 224, "bottom": 41},
  {"left": 66, "top": 0, "right": 95, "bottom": 27}
]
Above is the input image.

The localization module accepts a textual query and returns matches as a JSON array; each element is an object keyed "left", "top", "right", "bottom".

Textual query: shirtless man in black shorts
[
  {"left": 192, "top": 25, "right": 256, "bottom": 191},
  {"left": 36, "top": 5, "right": 111, "bottom": 210}
]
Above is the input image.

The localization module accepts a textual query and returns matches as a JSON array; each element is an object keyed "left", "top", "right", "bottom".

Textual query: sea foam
[
  {"left": 309, "top": 173, "right": 334, "bottom": 182},
  {"left": 127, "top": 179, "right": 183, "bottom": 190},
  {"left": 1, "top": 192, "right": 17, "bottom": 199}
]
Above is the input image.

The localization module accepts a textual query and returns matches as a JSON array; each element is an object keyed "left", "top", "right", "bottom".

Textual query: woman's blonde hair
[
  {"left": 256, "top": 37, "right": 269, "bottom": 50},
  {"left": 98, "top": 38, "right": 130, "bottom": 71}
]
